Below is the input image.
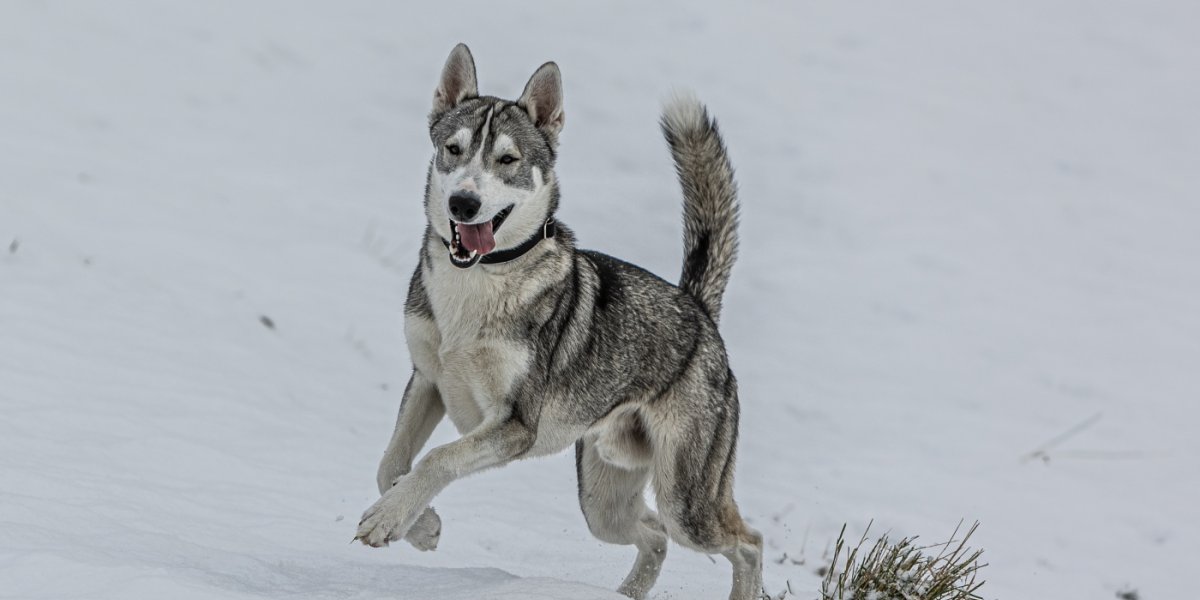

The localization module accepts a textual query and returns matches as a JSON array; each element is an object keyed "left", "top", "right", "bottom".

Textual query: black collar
[{"left": 441, "top": 218, "right": 557, "bottom": 266}]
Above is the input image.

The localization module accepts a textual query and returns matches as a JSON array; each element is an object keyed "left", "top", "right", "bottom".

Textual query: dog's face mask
[{"left": 425, "top": 44, "right": 564, "bottom": 268}]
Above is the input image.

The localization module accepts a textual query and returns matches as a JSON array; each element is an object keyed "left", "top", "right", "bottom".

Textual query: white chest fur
[{"left": 406, "top": 257, "right": 534, "bottom": 433}]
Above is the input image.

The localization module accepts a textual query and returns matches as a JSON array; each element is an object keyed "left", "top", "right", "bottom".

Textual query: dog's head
[{"left": 424, "top": 43, "right": 564, "bottom": 269}]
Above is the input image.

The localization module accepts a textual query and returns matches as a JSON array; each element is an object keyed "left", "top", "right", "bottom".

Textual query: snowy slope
[{"left": 2, "top": 1, "right": 1198, "bottom": 599}]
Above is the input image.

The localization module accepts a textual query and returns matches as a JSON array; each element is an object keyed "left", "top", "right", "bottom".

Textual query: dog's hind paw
[{"left": 404, "top": 506, "right": 441, "bottom": 551}]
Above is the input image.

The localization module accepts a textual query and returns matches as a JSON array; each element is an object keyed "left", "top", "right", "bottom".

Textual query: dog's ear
[
  {"left": 518, "top": 62, "right": 565, "bottom": 143},
  {"left": 432, "top": 43, "right": 478, "bottom": 121}
]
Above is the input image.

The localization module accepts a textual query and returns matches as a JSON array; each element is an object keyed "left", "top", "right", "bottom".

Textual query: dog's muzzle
[{"left": 447, "top": 205, "right": 513, "bottom": 268}]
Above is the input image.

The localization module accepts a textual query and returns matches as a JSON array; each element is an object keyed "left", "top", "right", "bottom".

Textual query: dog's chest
[{"left": 412, "top": 265, "right": 532, "bottom": 432}]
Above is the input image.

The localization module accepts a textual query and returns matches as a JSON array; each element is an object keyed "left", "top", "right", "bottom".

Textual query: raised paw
[
  {"left": 355, "top": 490, "right": 421, "bottom": 548},
  {"left": 403, "top": 507, "right": 441, "bottom": 551}
]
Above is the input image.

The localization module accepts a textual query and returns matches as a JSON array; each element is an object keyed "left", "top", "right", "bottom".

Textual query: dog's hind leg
[
  {"left": 576, "top": 433, "right": 668, "bottom": 600},
  {"left": 648, "top": 391, "right": 762, "bottom": 600}
]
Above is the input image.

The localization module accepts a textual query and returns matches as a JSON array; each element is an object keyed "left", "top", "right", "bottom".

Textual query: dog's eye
[
  {"left": 445, "top": 144, "right": 462, "bottom": 156},
  {"left": 498, "top": 154, "right": 518, "bottom": 165}
]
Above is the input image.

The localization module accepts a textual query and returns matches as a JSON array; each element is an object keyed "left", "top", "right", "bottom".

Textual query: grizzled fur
[{"left": 357, "top": 44, "right": 762, "bottom": 600}]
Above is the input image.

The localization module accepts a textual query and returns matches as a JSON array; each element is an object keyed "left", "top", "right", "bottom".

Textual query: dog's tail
[{"left": 661, "top": 92, "right": 740, "bottom": 324}]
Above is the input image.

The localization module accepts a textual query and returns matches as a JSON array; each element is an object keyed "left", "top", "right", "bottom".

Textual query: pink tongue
[{"left": 458, "top": 221, "right": 496, "bottom": 255}]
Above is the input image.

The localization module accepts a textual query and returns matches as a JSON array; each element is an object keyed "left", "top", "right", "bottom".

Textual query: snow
[{"left": 2, "top": 1, "right": 1198, "bottom": 598}]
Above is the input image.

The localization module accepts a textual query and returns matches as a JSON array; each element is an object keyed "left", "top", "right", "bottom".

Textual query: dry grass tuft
[{"left": 818, "top": 521, "right": 986, "bottom": 600}]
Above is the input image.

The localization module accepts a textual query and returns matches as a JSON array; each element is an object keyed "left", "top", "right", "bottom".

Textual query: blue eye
[
  {"left": 446, "top": 144, "right": 462, "bottom": 156},
  {"left": 499, "top": 155, "right": 518, "bottom": 165}
]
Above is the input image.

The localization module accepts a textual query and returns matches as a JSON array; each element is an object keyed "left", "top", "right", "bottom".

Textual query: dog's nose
[{"left": 448, "top": 192, "right": 481, "bottom": 222}]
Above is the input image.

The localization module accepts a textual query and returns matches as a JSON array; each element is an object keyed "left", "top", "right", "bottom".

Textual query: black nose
[{"left": 448, "top": 192, "right": 481, "bottom": 222}]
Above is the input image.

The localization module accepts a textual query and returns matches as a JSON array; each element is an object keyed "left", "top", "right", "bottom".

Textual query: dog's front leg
[
  {"left": 356, "top": 412, "right": 535, "bottom": 547},
  {"left": 375, "top": 371, "right": 446, "bottom": 550},
  {"left": 377, "top": 371, "right": 445, "bottom": 493}
]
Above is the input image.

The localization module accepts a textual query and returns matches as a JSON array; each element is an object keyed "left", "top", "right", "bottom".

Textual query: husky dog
[{"left": 356, "top": 43, "right": 762, "bottom": 600}]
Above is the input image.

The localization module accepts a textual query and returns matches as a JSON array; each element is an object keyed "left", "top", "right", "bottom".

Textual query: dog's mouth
[{"left": 448, "top": 204, "right": 514, "bottom": 268}]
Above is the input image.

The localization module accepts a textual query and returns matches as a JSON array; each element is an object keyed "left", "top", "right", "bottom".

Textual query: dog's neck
[{"left": 420, "top": 223, "right": 574, "bottom": 338}]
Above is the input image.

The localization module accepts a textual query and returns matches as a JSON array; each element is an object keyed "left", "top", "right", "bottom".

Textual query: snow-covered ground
[{"left": 2, "top": 1, "right": 1197, "bottom": 598}]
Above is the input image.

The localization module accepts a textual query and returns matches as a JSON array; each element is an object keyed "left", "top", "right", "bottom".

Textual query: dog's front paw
[
  {"left": 403, "top": 507, "right": 441, "bottom": 551},
  {"left": 355, "top": 490, "right": 421, "bottom": 548}
]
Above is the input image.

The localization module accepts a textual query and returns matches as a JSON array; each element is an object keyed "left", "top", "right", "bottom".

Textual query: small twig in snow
[{"left": 1021, "top": 412, "right": 1102, "bottom": 464}]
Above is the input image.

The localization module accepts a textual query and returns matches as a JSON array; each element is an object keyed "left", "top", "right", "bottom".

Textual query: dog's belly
[{"left": 524, "top": 400, "right": 589, "bottom": 457}]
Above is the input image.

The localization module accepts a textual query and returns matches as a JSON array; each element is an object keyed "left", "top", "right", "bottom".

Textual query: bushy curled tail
[{"left": 661, "top": 92, "right": 740, "bottom": 324}]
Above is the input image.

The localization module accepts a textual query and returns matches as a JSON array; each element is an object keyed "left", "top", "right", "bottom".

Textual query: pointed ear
[
  {"left": 518, "top": 62, "right": 565, "bottom": 142},
  {"left": 432, "top": 43, "right": 478, "bottom": 120}
]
